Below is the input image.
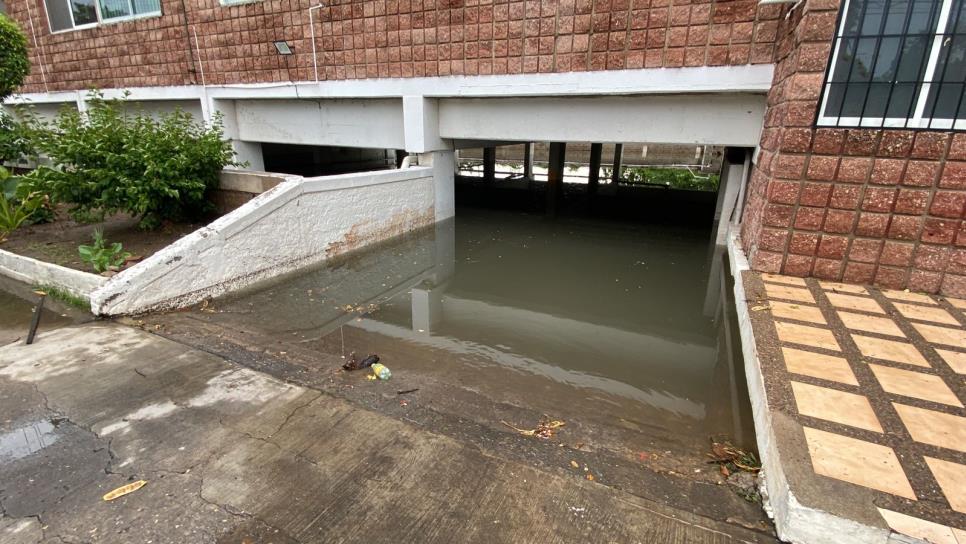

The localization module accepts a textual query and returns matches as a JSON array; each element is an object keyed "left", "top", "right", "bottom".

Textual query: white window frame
[
  {"left": 44, "top": 0, "right": 160, "bottom": 34},
  {"left": 818, "top": 0, "right": 964, "bottom": 130}
]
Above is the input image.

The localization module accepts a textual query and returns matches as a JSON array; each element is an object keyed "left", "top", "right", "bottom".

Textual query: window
[
  {"left": 44, "top": 0, "right": 160, "bottom": 32},
  {"left": 818, "top": 0, "right": 966, "bottom": 130}
]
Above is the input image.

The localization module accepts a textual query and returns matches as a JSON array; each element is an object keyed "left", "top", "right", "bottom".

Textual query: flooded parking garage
[{"left": 162, "top": 205, "right": 756, "bottom": 479}]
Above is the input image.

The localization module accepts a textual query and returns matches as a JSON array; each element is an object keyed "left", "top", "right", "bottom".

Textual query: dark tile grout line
[{"left": 802, "top": 277, "right": 946, "bottom": 509}]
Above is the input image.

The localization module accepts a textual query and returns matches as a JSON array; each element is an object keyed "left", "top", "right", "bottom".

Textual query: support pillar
[
  {"left": 523, "top": 143, "right": 534, "bottom": 180},
  {"left": 611, "top": 143, "right": 623, "bottom": 184},
  {"left": 547, "top": 142, "right": 566, "bottom": 217},
  {"left": 417, "top": 150, "right": 457, "bottom": 222},
  {"left": 483, "top": 146, "right": 496, "bottom": 183},
  {"left": 588, "top": 143, "right": 602, "bottom": 196},
  {"left": 210, "top": 98, "right": 265, "bottom": 171}
]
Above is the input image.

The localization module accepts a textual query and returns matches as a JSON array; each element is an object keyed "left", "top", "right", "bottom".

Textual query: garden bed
[{"left": 1, "top": 208, "right": 210, "bottom": 274}]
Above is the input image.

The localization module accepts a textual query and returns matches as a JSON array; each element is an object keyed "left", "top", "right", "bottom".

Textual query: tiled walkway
[{"left": 744, "top": 272, "right": 965, "bottom": 543}]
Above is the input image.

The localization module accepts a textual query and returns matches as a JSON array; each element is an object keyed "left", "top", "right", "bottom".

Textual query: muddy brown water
[
  {"left": 204, "top": 208, "right": 756, "bottom": 470},
  {"left": 0, "top": 288, "right": 83, "bottom": 346}
]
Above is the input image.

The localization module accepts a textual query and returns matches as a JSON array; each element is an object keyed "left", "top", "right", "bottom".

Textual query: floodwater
[
  {"left": 0, "top": 288, "right": 78, "bottom": 346},
  {"left": 209, "top": 208, "right": 755, "bottom": 461}
]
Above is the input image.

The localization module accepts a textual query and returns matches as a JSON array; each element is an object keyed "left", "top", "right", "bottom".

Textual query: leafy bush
[
  {"left": 0, "top": 14, "right": 29, "bottom": 101},
  {"left": 622, "top": 167, "right": 720, "bottom": 192},
  {"left": 0, "top": 166, "right": 49, "bottom": 239},
  {"left": 23, "top": 91, "right": 237, "bottom": 229},
  {"left": 0, "top": 107, "right": 41, "bottom": 165},
  {"left": 78, "top": 228, "right": 130, "bottom": 273}
]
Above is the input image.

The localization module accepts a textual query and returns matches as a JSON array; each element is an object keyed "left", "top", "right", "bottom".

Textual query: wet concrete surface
[
  {"left": 146, "top": 208, "right": 771, "bottom": 536},
  {"left": 0, "top": 323, "right": 774, "bottom": 543}
]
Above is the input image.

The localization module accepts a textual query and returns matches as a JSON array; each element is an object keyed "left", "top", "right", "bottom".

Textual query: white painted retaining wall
[
  {"left": 0, "top": 249, "right": 106, "bottom": 300},
  {"left": 91, "top": 167, "right": 436, "bottom": 315}
]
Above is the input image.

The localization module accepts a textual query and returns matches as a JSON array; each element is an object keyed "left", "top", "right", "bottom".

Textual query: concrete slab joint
[{"left": 90, "top": 167, "right": 438, "bottom": 316}]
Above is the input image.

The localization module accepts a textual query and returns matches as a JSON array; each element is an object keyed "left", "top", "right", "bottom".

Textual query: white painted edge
[
  {"left": 0, "top": 248, "right": 105, "bottom": 306},
  {"left": 726, "top": 232, "right": 893, "bottom": 544},
  {"left": 5, "top": 65, "right": 775, "bottom": 106}
]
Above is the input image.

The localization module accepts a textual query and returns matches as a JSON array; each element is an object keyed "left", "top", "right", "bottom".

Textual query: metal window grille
[{"left": 817, "top": 0, "right": 966, "bottom": 130}]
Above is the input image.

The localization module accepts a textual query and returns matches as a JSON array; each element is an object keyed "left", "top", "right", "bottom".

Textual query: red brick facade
[
  {"left": 9, "top": 0, "right": 781, "bottom": 91},
  {"left": 740, "top": 0, "right": 966, "bottom": 298}
]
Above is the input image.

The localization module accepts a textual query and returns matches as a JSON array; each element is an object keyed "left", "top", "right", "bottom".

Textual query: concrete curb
[
  {"left": 726, "top": 232, "right": 894, "bottom": 544},
  {"left": 0, "top": 248, "right": 106, "bottom": 305}
]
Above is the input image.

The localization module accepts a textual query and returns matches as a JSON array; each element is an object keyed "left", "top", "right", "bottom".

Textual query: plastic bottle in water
[{"left": 371, "top": 363, "right": 391, "bottom": 380}]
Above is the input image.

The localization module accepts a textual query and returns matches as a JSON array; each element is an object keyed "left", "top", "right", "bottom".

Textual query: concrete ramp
[{"left": 91, "top": 167, "right": 437, "bottom": 315}]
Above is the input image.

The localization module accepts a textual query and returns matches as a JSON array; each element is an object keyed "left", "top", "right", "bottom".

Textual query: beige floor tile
[
  {"left": 762, "top": 273, "right": 807, "bottom": 287},
  {"left": 770, "top": 301, "right": 827, "bottom": 324},
  {"left": 782, "top": 347, "right": 858, "bottom": 385},
  {"left": 775, "top": 322, "right": 841, "bottom": 351},
  {"left": 792, "top": 381, "right": 883, "bottom": 432},
  {"left": 868, "top": 364, "right": 963, "bottom": 407},
  {"left": 914, "top": 323, "right": 966, "bottom": 348},
  {"left": 925, "top": 457, "right": 966, "bottom": 514},
  {"left": 765, "top": 283, "right": 816, "bottom": 303},
  {"left": 838, "top": 311, "right": 906, "bottom": 338},
  {"left": 877, "top": 508, "right": 958, "bottom": 544},
  {"left": 826, "top": 293, "right": 885, "bottom": 314},
  {"left": 946, "top": 297, "right": 966, "bottom": 310},
  {"left": 803, "top": 427, "right": 916, "bottom": 499},
  {"left": 894, "top": 403, "right": 966, "bottom": 454},
  {"left": 883, "top": 289, "right": 939, "bottom": 305},
  {"left": 820, "top": 281, "right": 869, "bottom": 295},
  {"left": 952, "top": 527, "right": 966, "bottom": 544},
  {"left": 852, "top": 335, "right": 931, "bottom": 367},
  {"left": 935, "top": 349, "right": 966, "bottom": 374},
  {"left": 893, "top": 302, "right": 961, "bottom": 326}
]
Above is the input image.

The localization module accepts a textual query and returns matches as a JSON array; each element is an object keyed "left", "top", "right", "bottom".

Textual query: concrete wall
[
  {"left": 91, "top": 167, "right": 437, "bottom": 315},
  {"left": 0, "top": 249, "right": 106, "bottom": 301}
]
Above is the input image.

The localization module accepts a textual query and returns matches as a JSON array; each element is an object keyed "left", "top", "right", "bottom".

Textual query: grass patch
[
  {"left": 33, "top": 284, "right": 89, "bottom": 310},
  {"left": 622, "top": 167, "right": 720, "bottom": 191}
]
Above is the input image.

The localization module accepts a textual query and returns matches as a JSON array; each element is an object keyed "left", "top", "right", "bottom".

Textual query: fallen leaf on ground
[
  {"left": 750, "top": 305, "right": 770, "bottom": 311},
  {"left": 586, "top": 474, "right": 594, "bottom": 481},
  {"left": 501, "top": 417, "right": 565, "bottom": 439},
  {"left": 570, "top": 460, "right": 579, "bottom": 469},
  {"left": 103, "top": 480, "right": 147, "bottom": 501}
]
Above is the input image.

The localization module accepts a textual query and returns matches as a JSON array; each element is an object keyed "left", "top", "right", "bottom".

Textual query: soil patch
[{"left": 1, "top": 209, "right": 209, "bottom": 273}]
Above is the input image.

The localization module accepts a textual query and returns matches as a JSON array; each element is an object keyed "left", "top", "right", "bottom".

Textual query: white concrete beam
[
  {"left": 235, "top": 98, "right": 405, "bottom": 149},
  {"left": 438, "top": 94, "right": 767, "bottom": 147}
]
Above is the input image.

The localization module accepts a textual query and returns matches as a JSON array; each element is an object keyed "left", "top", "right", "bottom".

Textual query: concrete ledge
[
  {"left": 218, "top": 170, "right": 285, "bottom": 193},
  {"left": 0, "top": 248, "right": 106, "bottom": 304},
  {"left": 726, "top": 232, "right": 892, "bottom": 544},
  {"left": 91, "top": 167, "right": 436, "bottom": 316}
]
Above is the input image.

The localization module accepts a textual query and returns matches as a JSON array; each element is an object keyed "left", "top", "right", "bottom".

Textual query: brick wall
[
  {"left": 740, "top": 0, "right": 966, "bottom": 297},
  {"left": 10, "top": 0, "right": 784, "bottom": 92}
]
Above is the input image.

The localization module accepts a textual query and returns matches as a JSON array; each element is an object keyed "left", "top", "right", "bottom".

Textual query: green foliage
[
  {"left": 0, "top": 14, "right": 29, "bottom": 101},
  {"left": 78, "top": 228, "right": 130, "bottom": 273},
  {"left": 33, "top": 283, "right": 89, "bottom": 309},
  {"left": 23, "top": 91, "right": 237, "bottom": 229},
  {"left": 0, "top": 107, "right": 41, "bottom": 165},
  {"left": 0, "top": 165, "right": 53, "bottom": 225},
  {"left": 0, "top": 190, "right": 32, "bottom": 241},
  {"left": 622, "top": 167, "right": 720, "bottom": 192}
]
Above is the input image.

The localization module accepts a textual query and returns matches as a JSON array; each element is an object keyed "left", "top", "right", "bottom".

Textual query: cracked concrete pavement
[{"left": 0, "top": 323, "right": 772, "bottom": 543}]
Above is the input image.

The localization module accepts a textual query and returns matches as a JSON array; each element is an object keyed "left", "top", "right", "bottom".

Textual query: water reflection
[
  {"left": 0, "top": 420, "right": 61, "bottom": 462},
  {"left": 214, "top": 208, "right": 754, "bottom": 453}
]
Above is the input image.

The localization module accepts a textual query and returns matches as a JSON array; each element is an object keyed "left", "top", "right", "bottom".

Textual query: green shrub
[
  {"left": 78, "top": 228, "right": 130, "bottom": 273},
  {"left": 0, "top": 14, "right": 29, "bottom": 101},
  {"left": 23, "top": 91, "right": 237, "bottom": 229},
  {"left": 0, "top": 166, "right": 49, "bottom": 239},
  {"left": 622, "top": 167, "right": 720, "bottom": 192},
  {"left": 0, "top": 107, "right": 41, "bottom": 165}
]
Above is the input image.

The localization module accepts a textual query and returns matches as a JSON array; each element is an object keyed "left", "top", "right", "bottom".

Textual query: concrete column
[
  {"left": 547, "top": 142, "right": 566, "bottom": 217},
  {"left": 417, "top": 150, "right": 457, "bottom": 222},
  {"left": 403, "top": 96, "right": 450, "bottom": 153},
  {"left": 711, "top": 147, "right": 752, "bottom": 247},
  {"left": 483, "top": 146, "right": 496, "bottom": 183},
  {"left": 210, "top": 98, "right": 265, "bottom": 171},
  {"left": 588, "top": 143, "right": 602, "bottom": 195},
  {"left": 523, "top": 143, "right": 534, "bottom": 180},
  {"left": 611, "top": 143, "right": 623, "bottom": 184}
]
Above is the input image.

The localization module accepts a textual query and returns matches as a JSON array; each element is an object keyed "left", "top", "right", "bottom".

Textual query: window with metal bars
[{"left": 818, "top": 0, "right": 966, "bottom": 130}]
